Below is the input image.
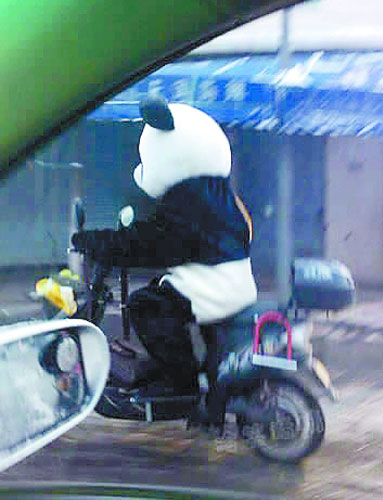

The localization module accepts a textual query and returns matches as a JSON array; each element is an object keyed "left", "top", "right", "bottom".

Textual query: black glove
[
  {"left": 71, "top": 230, "right": 110, "bottom": 262},
  {"left": 72, "top": 231, "right": 89, "bottom": 253}
]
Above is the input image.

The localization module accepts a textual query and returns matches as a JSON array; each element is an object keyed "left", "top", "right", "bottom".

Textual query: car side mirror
[{"left": 0, "top": 319, "right": 109, "bottom": 472}]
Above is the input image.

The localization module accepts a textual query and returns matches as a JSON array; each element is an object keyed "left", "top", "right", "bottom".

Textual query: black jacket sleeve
[
  {"left": 71, "top": 176, "right": 250, "bottom": 269},
  {"left": 71, "top": 218, "right": 195, "bottom": 268}
]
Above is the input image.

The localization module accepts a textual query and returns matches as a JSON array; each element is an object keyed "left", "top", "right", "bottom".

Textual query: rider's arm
[{"left": 71, "top": 219, "right": 191, "bottom": 268}]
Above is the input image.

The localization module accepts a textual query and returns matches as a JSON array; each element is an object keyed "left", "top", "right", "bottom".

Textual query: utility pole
[{"left": 276, "top": 8, "right": 293, "bottom": 307}]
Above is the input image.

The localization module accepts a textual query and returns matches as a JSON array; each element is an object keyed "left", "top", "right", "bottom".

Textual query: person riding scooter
[{"left": 72, "top": 96, "right": 257, "bottom": 426}]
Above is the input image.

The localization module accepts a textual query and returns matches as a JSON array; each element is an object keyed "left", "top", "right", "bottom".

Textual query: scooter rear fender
[
  {"left": 219, "top": 355, "right": 336, "bottom": 403},
  {"left": 261, "top": 358, "right": 337, "bottom": 402}
]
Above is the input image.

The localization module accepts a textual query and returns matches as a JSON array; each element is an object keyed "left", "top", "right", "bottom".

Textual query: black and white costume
[{"left": 73, "top": 97, "right": 257, "bottom": 392}]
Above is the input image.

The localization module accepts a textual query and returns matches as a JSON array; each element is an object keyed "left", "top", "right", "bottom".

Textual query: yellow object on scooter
[
  {"left": 58, "top": 269, "right": 80, "bottom": 282},
  {"left": 35, "top": 277, "right": 77, "bottom": 316}
]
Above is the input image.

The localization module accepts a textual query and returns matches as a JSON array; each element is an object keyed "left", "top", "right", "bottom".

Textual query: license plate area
[{"left": 252, "top": 354, "right": 297, "bottom": 371}]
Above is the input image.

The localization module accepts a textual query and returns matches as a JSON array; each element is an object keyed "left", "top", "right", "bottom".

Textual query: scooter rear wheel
[{"left": 240, "top": 382, "right": 325, "bottom": 463}]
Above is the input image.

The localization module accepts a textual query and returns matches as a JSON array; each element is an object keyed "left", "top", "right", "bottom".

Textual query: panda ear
[{"left": 139, "top": 95, "right": 175, "bottom": 131}]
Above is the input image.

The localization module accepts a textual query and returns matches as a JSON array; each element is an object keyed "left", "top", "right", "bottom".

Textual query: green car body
[{"left": 0, "top": 0, "right": 301, "bottom": 177}]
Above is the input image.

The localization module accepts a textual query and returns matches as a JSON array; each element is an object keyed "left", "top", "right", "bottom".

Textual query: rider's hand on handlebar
[
  {"left": 71, "top": 231, "right": 88, "bottom": 253},
  {"left": 71, "top": 230, "right": 110, "bottom": 263}
]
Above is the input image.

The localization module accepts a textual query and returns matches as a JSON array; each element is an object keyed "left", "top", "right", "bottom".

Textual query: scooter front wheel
[{"left": 240, "top": 382, "right": 325, "bottom": 463}]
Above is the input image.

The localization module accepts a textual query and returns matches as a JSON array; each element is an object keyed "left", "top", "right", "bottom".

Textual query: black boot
[
  {"left": 187, "top": 407, "right": 225, "bottom": 438},
  {"left": 186, "top": 389, "right": 226, "bottom": 438}
]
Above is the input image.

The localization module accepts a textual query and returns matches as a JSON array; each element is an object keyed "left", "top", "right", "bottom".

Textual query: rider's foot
[
  {"left": 110, "top": 338, "right": 149, "bottom": 358},
  {"left": 108, "top": 348, "right": 162, "bottom": 389},
  {"left": 110, "top": 339, "right": 136, "bottom": 358},
  {"left": 186, "top": 405, "right": 224, "bottom": 438}
]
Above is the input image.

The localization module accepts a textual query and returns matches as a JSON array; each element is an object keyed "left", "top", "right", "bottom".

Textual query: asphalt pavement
[{"left": 0, "top": 267, "right": 383, "bottom": 498}]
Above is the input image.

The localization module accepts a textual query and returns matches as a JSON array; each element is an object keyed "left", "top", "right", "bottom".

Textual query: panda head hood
[{"left": 134, "top": 96, "right": 232, "bottom": 198}]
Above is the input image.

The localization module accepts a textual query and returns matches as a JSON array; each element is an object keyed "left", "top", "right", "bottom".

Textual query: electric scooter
[{"left": 38, "top": 200, "right": 355, "bottom": 462}]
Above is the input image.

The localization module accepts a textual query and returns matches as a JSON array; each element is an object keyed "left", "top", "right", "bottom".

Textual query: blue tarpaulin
[{"left": 88, "top": 52, "right": 383, "bottom": 136}]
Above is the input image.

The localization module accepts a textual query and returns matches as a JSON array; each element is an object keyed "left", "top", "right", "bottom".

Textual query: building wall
[
  {"left": 230, "top": 129, "right": 325, "bottom": 287},
  {"left": 0, "top": 122, "right": 326, "bottom": 279},
  {"left": 0, "top": 121, "right": 146, "bottom": 266},
  {"left": 5, "top": 123, "right": 381, "bottom": 288},
  {"left": 326, "top": 136, "right": 383, "bottom": 286}
]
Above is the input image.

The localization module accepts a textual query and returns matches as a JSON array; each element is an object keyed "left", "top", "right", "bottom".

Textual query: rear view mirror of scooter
[
  {"left": 0, "top": 318, "right": 109, "bottom": 472},
  {"left": 74, "top": 198, "right": 85, "bottom": 232},
  {"left": 67, "top": 198, "right": 86, "bottom": 274},
  {"left": 118, "top": 205, "right": 135, "bottom": 229}
]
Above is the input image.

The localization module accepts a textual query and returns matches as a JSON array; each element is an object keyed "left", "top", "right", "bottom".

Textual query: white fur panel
[
  {"left": 134, "top": 103, "right": 232, "bottom": 198},
  {"left": 160, "top": 258, "right": 257, "bottom": 324}
]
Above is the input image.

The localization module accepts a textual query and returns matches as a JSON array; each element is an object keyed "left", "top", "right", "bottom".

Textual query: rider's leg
[
  {"left": 197, "top": 324, "right": 226, "bottom": 432},
  {"left": 128, "top": 279, "right": 199, "bottom": 394}
]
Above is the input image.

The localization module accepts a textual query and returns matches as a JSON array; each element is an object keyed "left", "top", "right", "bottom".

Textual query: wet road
[{"left": 0, "top": 278, "right": 383, "bottom": 498}]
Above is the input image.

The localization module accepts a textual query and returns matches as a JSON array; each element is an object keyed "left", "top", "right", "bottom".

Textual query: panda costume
[{"left": 73, "top": 96, "right": 257, "bottom": 395}]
